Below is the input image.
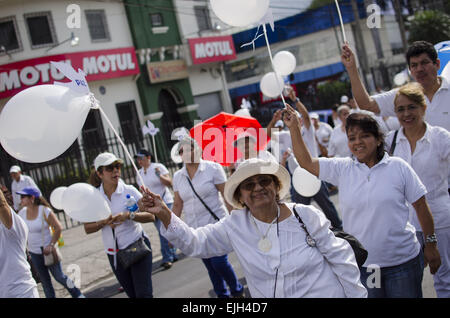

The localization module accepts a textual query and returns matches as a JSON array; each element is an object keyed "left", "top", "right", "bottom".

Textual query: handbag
[
  {"left": 185, "top": 176, "right": 220, "bottom": 221},
  {"left": 293, "top": 205, "right": 368, "bottom": 267},
  {"left": 114, "top": 229, "right": 151, "bottom": 270},
  {"left": 41, "top": 206, "right": 62, "bottom": 266}
]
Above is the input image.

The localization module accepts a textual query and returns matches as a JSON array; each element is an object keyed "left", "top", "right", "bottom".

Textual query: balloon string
[
  {"left": 151, "top": 135, "right": 158, "bottom": 163},
  {"left": 262, "top": 24, "right": 287, "bottom": 107},
  {"left": 97, "top": 106, "right": 146, "bottom": 189},
  {"left": 334, "top": 0, "right": 347, "bottom": 44}
]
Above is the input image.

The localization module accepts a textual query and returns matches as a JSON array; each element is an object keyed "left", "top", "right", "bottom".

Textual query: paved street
[{"left": 39, "top": 193, "right": 437, "bottom": 299}]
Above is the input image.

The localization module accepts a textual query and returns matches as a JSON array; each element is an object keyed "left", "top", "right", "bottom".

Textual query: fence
[{"left": 0, "top": 120, "right": 193, "bottom": 230}]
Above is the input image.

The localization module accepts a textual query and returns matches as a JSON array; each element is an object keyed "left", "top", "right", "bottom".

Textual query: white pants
[{"left": 417, "top": 227, "right": 450, "bottom": 298}]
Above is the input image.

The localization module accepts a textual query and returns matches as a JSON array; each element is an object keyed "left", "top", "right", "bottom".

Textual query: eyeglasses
[
  {"left": 239, "top": 175, "right": 274, "bottom": 191},
  {"left": 395, "top": 104, "right": 420, "bottom": 113},
  {"left": 104, "top": 163, "right": 122, "bottom": 172}
]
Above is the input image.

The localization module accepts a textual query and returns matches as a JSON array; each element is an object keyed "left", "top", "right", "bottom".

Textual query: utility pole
[
  {"left": 350, "top": 0, "right": 371, "bottom": 89},
  {"left": 393, "top": 0, "right": 408, "bottom": 53}
]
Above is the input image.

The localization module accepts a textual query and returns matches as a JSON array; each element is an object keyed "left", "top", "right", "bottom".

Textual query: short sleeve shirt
[
  {"left": 386, "top": 124, "right": 450, "bottom": 230},
  {"left": 137, "top": 163, "right": 173, "bottom": 204},
  {"left": 318, "top": 154, "right": 426, "bottom": 267},
  {"left": 99, "top": 180, "right": 146, "bottom": 254},
  {"left": 173, "top": 160, "right": 228, "bottom": 229},
  {"left": 372, "top": 76, "right": 450, "bottom": 131},
  {"left": 11, "top": 175, "right": 40, "bottom": 211},
  {"left": 327, "top": 125, "right": 352, "bottom": 158}
]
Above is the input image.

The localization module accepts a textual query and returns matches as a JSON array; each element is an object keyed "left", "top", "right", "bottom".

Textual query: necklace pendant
[
  {"left": 258, "top": 237, "right": 272, "bottom": 252},
  {"left": 306, "top": 235, "right": 316, "bottom": 247}
]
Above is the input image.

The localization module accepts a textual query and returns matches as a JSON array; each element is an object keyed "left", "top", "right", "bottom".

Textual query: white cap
[
  {"left": 94, "top": 152, "right": 123, "bottom": 171},
  {"left": 9, "top": 165, "right": 21, "bottom": 173},
  {"left": 310, "top": 113, "right": 319, "bottom": 120},
  {"left": 274, "top": 120, "right": 284, "bottom": 128}
]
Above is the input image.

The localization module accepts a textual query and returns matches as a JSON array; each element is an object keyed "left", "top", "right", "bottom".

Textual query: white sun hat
[{"left": 224, "top": 158, "right": 291, "bottom": 209}]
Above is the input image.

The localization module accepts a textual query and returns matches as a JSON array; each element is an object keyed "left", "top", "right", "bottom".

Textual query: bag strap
[
  {"left": 388, "top": 129, "right": 399, "bottom": 156},
  {"left": 292, "top": 205, "right": 309, "bottom": 233},
  {"left": 185, "top": 176, "right": 220, "bottom": 221}
]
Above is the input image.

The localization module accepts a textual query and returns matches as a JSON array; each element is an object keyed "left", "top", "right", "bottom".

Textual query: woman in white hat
[
  {"left": 85, "top": 152, "right": 155, "bottom": 298},
  {"left": 170, "top": 137, "right": 244, "bottom": 298},
  {"left": 141, "top": 157, "right": 367, "bottom": 298}
]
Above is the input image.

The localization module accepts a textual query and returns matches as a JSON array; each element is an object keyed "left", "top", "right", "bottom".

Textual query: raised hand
[
  {"left": 341, "top": 42, "right": 357, "bottom": 71},
  {"left": 282, "top": 104, "right": 300, "bottom": 129}
]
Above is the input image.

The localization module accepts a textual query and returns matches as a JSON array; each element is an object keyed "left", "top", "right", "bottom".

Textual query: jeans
[
  {"left": 107, "top": 236, "right": 153, "bottom": 298},
  {"left": 289, "top": 173, "right": 343, "bottom": 230},
  {"left": 30, "top": 251, "right": 82, "bottom": 298},
  {"left": 155, "top": 203, "right": 177, "bottom": 263},
  {"left": 202, "top": 255, "right": 244, "bottom": 298},
  {"left": 359, "top": 251, "right": 424, "bottom": 298}
]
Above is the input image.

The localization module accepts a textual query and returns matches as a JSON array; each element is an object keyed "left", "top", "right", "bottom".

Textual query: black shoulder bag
[
  {"left": 185, "top": 176, "right": 220, "bottom": 221},
  {"left": 293, "top": 205, "right": 368, "bottom": 268},
  {"left": 388, "top": 130, "right": 399, "bottom": 156}
]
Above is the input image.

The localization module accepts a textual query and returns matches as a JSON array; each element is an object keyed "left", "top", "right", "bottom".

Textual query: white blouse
[
  {"left": 327, "top": 125, "right": 352, "bottom": 158},
  {"left": 386, "top": 124, "right": 450, "bottom": 230},
  {"left": 319, "top": 154, "right": 426, "bottom": 267},
  {"left": 173, "top": 160, "right": 228, "bottom": 229},
  {"left": 137, "top": 163, "right": 174, "bottom": 204},
  {"left": 161, "top": 203, "right": 367, "bottom": 298}
]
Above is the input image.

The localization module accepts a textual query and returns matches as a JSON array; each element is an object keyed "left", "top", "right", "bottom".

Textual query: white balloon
[
  {"left": 61, "top": 183, "right": 111, "bottom": 223},
  {"left": 273, "top": 51, "right": 297, "bottom": 76},
  {"left": 260, "top": 72, "right": 284, "bottom": 98},
  {"left": 50, "top": 186, "right": 67, "bottom": 210},
  {"left": 292, "top": 167, "right": 321, "bottom": 197},
  {"left": 0, "top": 85, "right": 92, "bottom": 163},
  {"left": 210, "top": 0, "right": 270, "bottom": 27}
]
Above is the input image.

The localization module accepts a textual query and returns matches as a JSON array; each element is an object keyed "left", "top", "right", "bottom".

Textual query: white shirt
[
  {"left": 161, "top": 203, "right": 367, "bottom": 298},
  {"left": 18, "top": 206, "right": 52, "bottom": 254},
  {"left": 328, "top": 125, "right": 352, "bottom": 158},
  {"left": 173, "top": 160, "right": 228, "bottom": 229},
  {"left": 372, "top": 76, "right": 450, "bottom": 131},
  {"left": 319, "top": 154, "right": 426, "bottom": 267},
  {"left": 99, "top": 180, "right": 147, "bottom": 254},
  {"left": 136, "top": 163, "right": 173, "bottom": 204},
  {"left": 386, "top": 124, "right": 450, "bottom": 230},
  {"left": 315, "top": 122, "right": 333, "bottom": 148},
  {"left": 0, "top": 207, "right": 39, "bottom": 298},
  {"left": 11, "top": 175, "right": 40, "bottom": 211}
]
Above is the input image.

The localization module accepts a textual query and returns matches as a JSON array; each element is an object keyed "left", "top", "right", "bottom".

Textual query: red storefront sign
[
  {"left": 188, "top": 36, "right": 236, "bottom": 65},
  {"left": 0, "top": 47, "right": 140, "bottom": 99}
]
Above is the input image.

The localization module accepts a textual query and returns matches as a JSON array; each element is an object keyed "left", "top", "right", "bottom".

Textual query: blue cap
[{"left": 16, "top": 187, "right": 41, "bottom": 198}]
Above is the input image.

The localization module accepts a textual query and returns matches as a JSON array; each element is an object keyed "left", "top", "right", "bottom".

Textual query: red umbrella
[{"left": 190, "top": 112, "right": 270, "bottom": 166}]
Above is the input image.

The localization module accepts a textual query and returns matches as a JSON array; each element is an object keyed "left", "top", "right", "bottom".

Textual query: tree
[{"left": 407, "top": 10, "right": 450, "bottom": 45}]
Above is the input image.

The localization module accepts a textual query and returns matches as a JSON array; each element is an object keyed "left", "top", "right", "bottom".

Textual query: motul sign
[
  {"left": 188, "top": 36, "right": 236, "bottom": 65},
  {"left": 0, "top": 47, "right": 139, "bottom": 99}
]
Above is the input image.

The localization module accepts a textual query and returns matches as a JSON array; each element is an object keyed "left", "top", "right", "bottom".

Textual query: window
[
  {"left": 116, "top": 101, "right": 142, "bottom": 144},
  {"left": 194, "top": 6, "right": 212, "bottom": 31},
  {"left": 150, "top": 13, "right": 164, "bottom": 27},
  {"left": 0, "top": 16, "right": 22, "bottom": 53},
  {"left": 24, "top": 12, "right": 57, "bottom": 49},
  {"left": 82, "top": 109, "right": 107, "bottom": 150},
  {"left": 85, "top": 10, "right": 110, "bottom": 42}
]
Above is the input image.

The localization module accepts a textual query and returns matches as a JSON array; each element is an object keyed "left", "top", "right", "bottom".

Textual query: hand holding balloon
[
  {"left": 140, "top": 187, "right": 172, "bottom": 228},
  {"left": 341, "top": 43, "right": 357, "bottom": 71}
]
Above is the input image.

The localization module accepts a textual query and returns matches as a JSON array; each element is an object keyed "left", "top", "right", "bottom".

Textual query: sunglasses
[
  {"left": 239, "top": 175, "right": 274, "bottom": 191},
  {"left": 104, "top": 163, "right": 122, "bottom": 172}
]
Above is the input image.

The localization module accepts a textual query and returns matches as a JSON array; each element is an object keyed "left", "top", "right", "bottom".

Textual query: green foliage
[
  {"left": 408, "top": 10, "right": 450, "bottom": 45},
  {"left": 316, "top": 80, "right": 350, "bottom": 108}
]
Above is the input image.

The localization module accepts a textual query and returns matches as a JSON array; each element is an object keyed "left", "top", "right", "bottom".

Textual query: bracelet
[{"left": 425, "top": 234, "right": 437, "bottom": 244}]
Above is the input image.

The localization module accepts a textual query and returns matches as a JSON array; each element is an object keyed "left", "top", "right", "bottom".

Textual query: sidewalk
[{"left": 36, "top": 221, "right": 163, "bottom": 298}]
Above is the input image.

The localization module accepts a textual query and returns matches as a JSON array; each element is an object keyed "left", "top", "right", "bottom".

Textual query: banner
[
  {"left": 0, "top": 47, "right": 139, "bottom": 99},
  {"left": 188, "top": 36, "right": 236, "bottom": 65}
]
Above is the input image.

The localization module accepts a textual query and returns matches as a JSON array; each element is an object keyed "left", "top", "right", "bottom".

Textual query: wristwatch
[
  {"left": 425, "top": 234, "right": 437, "bottom": 244},
  {"left": 129, "top": 211, "right": 136, "bottom": 220}
]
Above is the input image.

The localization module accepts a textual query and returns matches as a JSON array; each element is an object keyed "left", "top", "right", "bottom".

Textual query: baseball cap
[
  {"left": 134, "top": 149, "right": 152, "bottom": 158},
  {"left": 310, "top": 113, "right": 319, "bottom": 120},
  {"left": 9, "top": 165, "right": 21, "bottom": 173},
  {"left": 94, "top": 152, "right": 123, "bottom": 171},
  {"left": 16, "top": 187, "right": 41, "bottom": 198}
]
